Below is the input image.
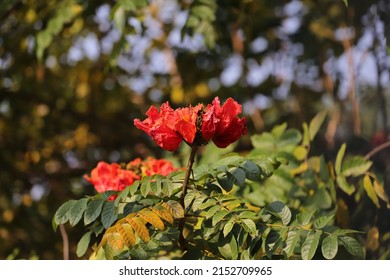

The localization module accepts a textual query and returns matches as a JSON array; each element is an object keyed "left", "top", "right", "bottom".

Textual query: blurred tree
[{"left": 0, "top": 0, "right": 389, "bottom": 259}]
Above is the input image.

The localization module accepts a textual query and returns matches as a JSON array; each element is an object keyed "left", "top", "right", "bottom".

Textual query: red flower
[
  {"left": 173, "top": 105, "right": 202, "bottom": 144},
  {"left": 84, "top": 162, "right": 140, "bottom": 199},
  {"left": 127, "top": 157, "right": 178, "bottom": 176},
  {"left": 202, "top": 97, "right": 247, "bottom": 148},
  {"left": 134, "top": 97, "right": 247, "bottom": 150},
  {"left": 134, "top": 103, "right": 182, "bottom": 151}
]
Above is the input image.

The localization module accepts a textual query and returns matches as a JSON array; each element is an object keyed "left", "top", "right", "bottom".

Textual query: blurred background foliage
[{"left": 0, "top": 0, "right": 389, "bottom": 259}]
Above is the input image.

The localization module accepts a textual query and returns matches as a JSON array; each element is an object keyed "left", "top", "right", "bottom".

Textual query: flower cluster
[
  {"left": 84, "top": 157, "right": 177, "bottom": 199},
  {"left": 134, "top": 97, "right": 247, "bottom": 151}
]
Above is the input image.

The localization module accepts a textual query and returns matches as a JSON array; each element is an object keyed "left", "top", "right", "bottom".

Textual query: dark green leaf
[
  {"left": 242, "top": 160, "right": 261, "bottom": 181},
  {"left": 218, "top": 234, "right": 238, "bottom": 260},
  {"left": 69, "top": 198, "right": 88, "bottom": 227},
  {"left": 84, "top": 199, "right": 104, "bottom": 226},
  {"left": 321, "top": 235, "right": 338, "bottom": 259},
  {"left": 266, "top": 201, "right": 291, "bottom": 225},
  {"left": 217, "top": 174, "right": 233, "bottom": 192},
  {"left": 76, "top": 231, "right": 92, "bottom": 258},
  {"left": 339, "top": 236, "right": 364, "bottom": 258},
  {"left": 101, "top": 201, "right": 118, "bottom": 229},
  {"left": 230, "top": 167, "right": 246, "bottom": 187},
  {"left": 53, "top": 200, "right": 76, "bottom": 229},
  {"left": 301, "top": 230, "right": 322, "bottom": 260}
]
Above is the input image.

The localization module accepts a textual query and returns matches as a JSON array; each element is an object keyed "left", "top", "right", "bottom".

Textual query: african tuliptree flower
[{"left": 134, "top": 97, "right": 247, "bottom": 151}]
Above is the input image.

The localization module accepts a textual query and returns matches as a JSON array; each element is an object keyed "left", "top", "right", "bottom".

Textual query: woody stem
[{"left": 179, "top": 145, "right": 198, "bottom": 251}]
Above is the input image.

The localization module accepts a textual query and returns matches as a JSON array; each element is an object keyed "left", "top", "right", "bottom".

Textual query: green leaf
[
  {"left": 205, "top": 205, "right": 221, "bottom": 219},
  {"left": 192, "top": 195, "right": 207, "bottom": 212},
  {"left": 184, "top": 191, "right": 196, "bottom": 209},
  {"left": 223, "top": 217, "right": 235, "bottom": 237},
  {"left": 266, "top": 201, "right": 291, "bottom": 225},
  {"left": 335, "top": 143, "right": 346, "bottom": 175},
  {"left": 301, "top": 230, "right": 322, "bottom": 260},
  {"left": 342, "top": 0, "right": 348, "bottom": 7},
  {"left": 313, "top": 214, "right": 335, "bottom": 229},
  {"left": 333, "top": 229, "right": 363, "bottom": 235},
  {"left": 339, "top": 236, "right": 364, "bottom": 258},
  {"left": 297, "top": 211, "right": 315, "bottom": 226},
  {"left": 342, "top": 156, "right": 372, "bottom": 177},
  {"left": 101, "top": 201, "right": 118, "bottom": 229},
  {"left": 76, "top": 231, "right": 92, "bottom": 258},
  {"left": 321, "top": 235, "right": 338, "bottom": 259},
  {"left": 363, "top": 175, "right": 380, "bottom": 208},
  {"left": 218, "top": 234, "right": 238, "bottom": 260},
  {"left": 284, "top": 229, "right": 301, "bottom": 258},
  {"left": 198, "top": 199, "right": 216, "bottom": 210},
  {"left": 114, "top": 186, "right": 130, "bottom": 207},
  {"left": 191, "top": 5, "right": 215, "bottom": 21},
  {"left": 140, "top": 176, "right": 151, "bottom": 197},
  {"left": 271, "top": 123, "right": 287, "bottom": 138},
  {"left": 309, "top": 110, "right": 327, "bottom": 141},
  {"left": 212, "top": 210, "right": 229, "bottom": 227},
  {"left": 336, "top": 176, "right": 355, "bottom": 195},
  {"left": 277, "top": 129, "right": 302, "bottom": 149},
  {"left": 118, "top": 0, "right": 137, "bottom": 11},
  {"left": 53, "top": 200, "right": 76, "bottom": 229},
  {"left": 250, "top": 133, "right": 276, "bottom": 151},
  {"left": 84, "top": 199, "right": 104, "bottom": 225},
  {"left": 129, "top": 181, "right": 140, "bottom": 195},
  {"left": 238, "top": 211, "right": 258, "bottom": 220},
  {"left": 242, "top": 219, "right": 257, "bottom": 236},
  {"left": 302, "top": 123, "right": 310, "bottom": 147},
  {"left": 69, "top": 198, "right": 88, "bottom": 227}
]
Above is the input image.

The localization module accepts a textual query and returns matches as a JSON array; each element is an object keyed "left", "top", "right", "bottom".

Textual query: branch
[
  {"left": 365, "top": 140, "right": 390, "bottom": 160},
  {"left": 59, "top": 224, "right": 69, "bottom": 260}
]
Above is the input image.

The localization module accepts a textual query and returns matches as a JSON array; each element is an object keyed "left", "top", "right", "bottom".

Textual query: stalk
[{"left": 178, "top": 145, "right": 198, "bottom": 251}]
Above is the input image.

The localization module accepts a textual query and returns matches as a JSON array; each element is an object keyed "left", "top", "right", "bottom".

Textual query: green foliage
[{"left": 52, "top": 112, "right": 376, "bottom": 260}]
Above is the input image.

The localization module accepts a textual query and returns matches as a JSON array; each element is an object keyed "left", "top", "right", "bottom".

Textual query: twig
[
  {"left": 365, "top": 140, "right": 390, "bottom": 160},
  {"left": 178, "top": 145, "right": 198, "bottom": 251},
  {"left": 59, "top": 224, "right": 69, "bottom": 260}
]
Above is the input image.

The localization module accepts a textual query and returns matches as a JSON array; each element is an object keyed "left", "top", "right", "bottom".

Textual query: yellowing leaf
[
  {"left": 107, "top": 232, "right": 124, "bottom": 251},
  {"left": 152, "top": 204, "right": 174, "bottom": 224},
  {"left": 363, "top": 175, "right": 380, "bottom": 208},
  {"left": 128, "top": 217, "right": 150, "bottom": 243},
  {"left": 116, "top": 223, "right": 136, "bottom": 247},
  {"left": 373, "top": 180, "right": 390, "bottom": 206},
  {"left": 335, "top": 143, "right": 346, "bottom": 175},
  {"left": 309, "top": 110, "right": 327, "bottom": 141},
  {"left": 290, "top": 162, "right": 308, "bottom": 176},
  {"left": 138, "top": 211, "right": 165, "bottom": 230},
  {"left": 294, "top": 146, "right": 308, "bottom": 161},
  {"left": 164, "top": 201, "right": 184, "bottom": 218}
]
